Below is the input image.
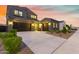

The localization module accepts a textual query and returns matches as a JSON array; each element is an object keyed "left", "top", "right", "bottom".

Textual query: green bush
[
  {"left": 9, "top": 29, "right": 17, "bottom": 36},
  {"left": 0, "top": 32, "right": 7, "bottom": 39},
  {"left": 54, "top": 30, "right": 61, "bottom": 33},
  {"left": 0, "top": 32, "right": 16, "bottom": 38},
  {"left": 65, "top": 24, "right": 72, "bottom": 33},
  {"left": 0, "top": 29, "right": 17, "bottom": 38},
  {"left": 62, "top": 27, "right": 67, "bottom": 33},
  {"left": 0, "top": 29, "right": 22, "bottom": 54},
  {"left": 6, "top": 32, "right": 16, "bottom": 38},
  {"left": 3, "top": 36, "right": 22, "bottom": 54},
  {"left": 66, "top": 25, "right": 71, "bottom": 30}
]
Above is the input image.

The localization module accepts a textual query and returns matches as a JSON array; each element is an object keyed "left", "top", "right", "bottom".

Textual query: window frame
[
  {"left": 31, "top": 15, "right": 36, "bottom": 19},
  {"left": 14, "top": 9, "right": 23, "bottom": 17}
]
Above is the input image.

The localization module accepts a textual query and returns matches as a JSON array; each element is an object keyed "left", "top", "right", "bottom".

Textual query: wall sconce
[
  {"left": 48, "top": 23, "right": 51, "bottom": 26},
  {"left": 32, "top": 23, "right": 35, "bottom": 26},
  {"left": 8, "top": 21, "right": 13, "bottom": 25},
  {"left": 39, "top": 23, "right": 42, "bottom": 28}
]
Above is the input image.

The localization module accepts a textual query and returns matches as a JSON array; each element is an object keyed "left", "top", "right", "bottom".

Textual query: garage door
[{"left": 13, "top": 22, "right": 31, "bottom": 31}]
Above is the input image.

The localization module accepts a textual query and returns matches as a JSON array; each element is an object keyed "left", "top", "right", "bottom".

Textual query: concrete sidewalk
[
  {"left": 17, "top": 31, "right": 66, "bottom": 54},
  {"left": 54, "top": 29, "right": 79, "bottom": 54}
]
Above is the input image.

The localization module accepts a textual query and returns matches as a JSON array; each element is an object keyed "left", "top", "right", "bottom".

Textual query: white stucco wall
[{"left": 59, "top": 21, "right": 65, "bottom": 30}]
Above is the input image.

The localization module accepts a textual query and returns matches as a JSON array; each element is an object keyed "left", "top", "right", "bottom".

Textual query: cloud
[{"left": 38, "top": 5, "right": 79, "bottom": 14}]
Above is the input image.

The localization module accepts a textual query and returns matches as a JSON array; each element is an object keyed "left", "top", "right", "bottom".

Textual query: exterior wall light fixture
[
  {"left": 8, "top": 21, "right": 13, "bottom": 25},
  {"left": 32, "top": 23, "right": 35, "bottom": 26},
  {"left": 39, "top": 23, "right": 42, "bottom": 28},
  {"left": 48, "top": 22, "right": 51, "bottom": 26}
]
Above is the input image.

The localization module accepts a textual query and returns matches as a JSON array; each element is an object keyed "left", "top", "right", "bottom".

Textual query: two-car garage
[{"left": 13, "top": 22, "right": 32, "bottom": 31}]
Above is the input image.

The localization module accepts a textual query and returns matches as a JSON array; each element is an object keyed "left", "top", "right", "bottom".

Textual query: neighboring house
[
  {"left": 41, "top": 18, "right": 65, "bottom": 31},
  {"left": 0, "top": 5, "right": 38, "bottom": 31}
]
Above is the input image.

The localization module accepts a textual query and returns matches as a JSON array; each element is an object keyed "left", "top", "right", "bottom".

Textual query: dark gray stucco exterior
[
  {"left": 6, "top": 5, "right": 38, "bottom": 31},
  {"left": 6, "top": 5, "right": 37, "bottom": 21}
]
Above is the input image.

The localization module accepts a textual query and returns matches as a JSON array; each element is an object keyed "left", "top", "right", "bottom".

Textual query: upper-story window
[
  {"left": 14, "top": 10, "right": 23, "bottom": 16},
  {"left": 31, "top": 15, "right": 36, "bottom": 19},
  {"left": 14, "top": 10, "right": 18, "bottom": 15},
  {"left": 19, "top": 11, "right": 23, "bottom": 16}
]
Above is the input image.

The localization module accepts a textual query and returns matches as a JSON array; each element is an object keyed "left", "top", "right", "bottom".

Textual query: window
[
  {"left": 53, "top": 22, "right": 55, "bottom": 28},
  {"left": 31, "top": 15, "right": 36, "bottom": 19},
  {"left": 14, "top": 10, "right": 18, "bottom": 15},
  {"left": 55, "top": 23, "right": 58, "bottom": 28},
  {"left": 19, "top": 11, "right": 23, "bottom": 16},
  {"left": 14, "top": 10, "right": 23, "bottom": 16}
]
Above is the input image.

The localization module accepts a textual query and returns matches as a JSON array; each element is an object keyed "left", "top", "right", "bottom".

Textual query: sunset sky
[
  {"left": 24, "top": 5, "right": 79, "bottom": 27},
  {"left": 0, "top": 5, "right": 79, "bottom": 27},
  {"left": 0, "top": 5, "right": 7, "bottom": 25}
]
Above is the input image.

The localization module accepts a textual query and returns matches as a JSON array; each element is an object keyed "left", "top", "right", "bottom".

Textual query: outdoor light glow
[
  {"left": 35, "top": 23, "right": 38, "bottom": 31},
  {"left": 39, "top": 23, "right": 42, "bottom": 28},
  {"left": 31, "top": 15, "right": 36, "bottom": 19},
  {"left": 8, "top": 21, "right": 13, "bottom": 25},
  {"left": 14, "top": 10, "right": 18, "bottom": 15},
  {"left": 32, "top": 23, "right": 35, "bottom": 26},
  {"left": 48, "top": 23, "right": 51, "bottom": 26}
]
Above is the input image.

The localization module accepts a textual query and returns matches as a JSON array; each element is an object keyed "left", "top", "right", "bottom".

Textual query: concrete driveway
[
  {"left": 17, "top": 31, "right": 66, "bottom": 54},
  {"left": 54, "top": 29, "right": 79, "bottom": 54}
]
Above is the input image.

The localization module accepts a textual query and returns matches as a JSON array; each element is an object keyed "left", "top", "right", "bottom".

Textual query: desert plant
[
  {"left": 65, "top": 24, "right": 72, "bottom": 33},
  {"left": 66, "top": 25, "right": 72, "bottom": 30}
]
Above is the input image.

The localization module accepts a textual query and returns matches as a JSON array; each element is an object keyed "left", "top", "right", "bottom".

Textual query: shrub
[
  {"left": 66, "top": 25, "right": 71, "bottom": 30},
  {"left": 9, "top": 29, "right": 17, "bottom": 36},
  {"left": 0, "top": 29, "right": 22, "bottom": 54},
  {"left": 54, "top": 29, "right": 61, "bottom": 33},
  {"left": 0, "top": 32, "right": 7, "bottom": 38},
  {"left": 0, "top": 32, "right": 16, "bottom": 38},
  {"left": 0, "top": 29, "right": 17, "bottom": 38},
  {"left": 65, "top": 24, "right": 72, "bottom": 33},
  {"left": 6, "top": 32, "right": 16, "bottom": 38},
  {"left": 3, "top": 36, "right": 22, "bottom": 54},
  {"left": 62, "top": 27, "right": 67, "bottom": 33}
]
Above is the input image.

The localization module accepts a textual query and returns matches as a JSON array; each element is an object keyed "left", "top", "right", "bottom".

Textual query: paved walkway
[
  {"left": 0, "top": 40, "right": 7, "bottom": 54},
  {"left": 54, "top": 29, "right": 79, "bottom": 54},
  {"left": 17, "top": 31, "right": 66, "bottom": 54}
]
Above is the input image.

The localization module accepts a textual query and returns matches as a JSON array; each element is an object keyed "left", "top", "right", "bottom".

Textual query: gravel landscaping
[
  {"left": 18, "top": 42, "right": 33, "bottom": 54},
  {"left": 47, "top": 30, "right": 77, "bottom": 39}
]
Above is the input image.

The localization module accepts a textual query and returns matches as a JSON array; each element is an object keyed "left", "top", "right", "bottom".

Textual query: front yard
[
  {"left": 46, "top": 25, "right": 77, "bottom": 39},
  {"left": 0, "top": 29, "right": 33, "bottom": 54},
  {"left": 47, "top": 30, "right": 76, "bottom": 39}
]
